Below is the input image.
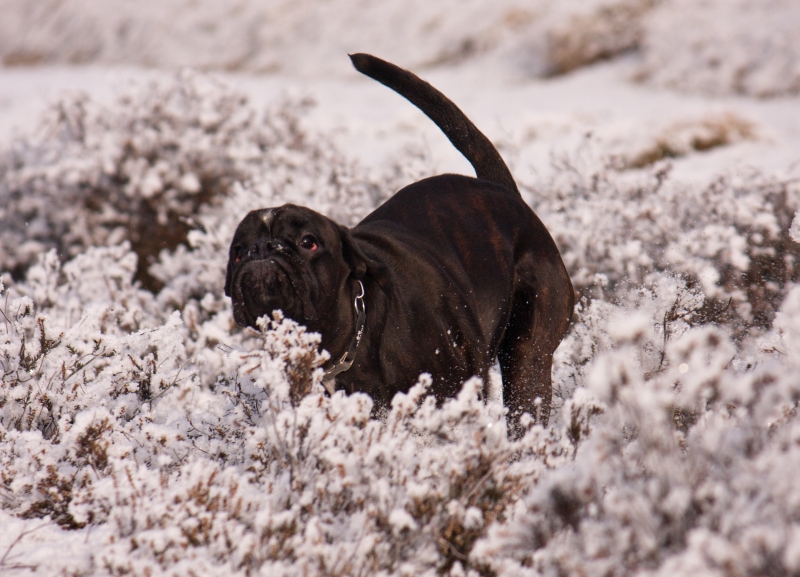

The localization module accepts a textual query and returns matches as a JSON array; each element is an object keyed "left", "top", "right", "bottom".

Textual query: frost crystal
[{"left": 790, "top": 210, "right": 800, "bottom": 244}]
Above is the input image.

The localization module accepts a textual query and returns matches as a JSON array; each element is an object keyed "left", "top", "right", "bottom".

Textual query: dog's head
[{"left": 225, "top": 204, "right": 370, "bottom": 329}]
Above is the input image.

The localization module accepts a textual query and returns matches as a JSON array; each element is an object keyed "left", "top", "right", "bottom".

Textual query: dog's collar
[{"left": 322, "top": 280, "right": 366, "bottom": 394}]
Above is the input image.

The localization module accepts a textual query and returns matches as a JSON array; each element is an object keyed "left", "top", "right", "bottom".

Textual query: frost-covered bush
[
  {"left": 0, "top": 72, "right": 241, "bottom": 288},
  {"left": 475, "top": 283, "right": 800, "bottom": 577},
  {"left": 639, "top": 0, "right": 800, "bottom": 97},
  {"left": 0, "top": 72, "right": 379, "bottom": 291},
  {"left": 0, "top": 253, "right": 589, "bottom": 575},
  {"left": 6, "top": 252, "right": 800, "bottom": 575},
  {"left": 528, "top": 153, "right": 800, "bottom": 337},
  {"left": 4, "top": 69, "right": 800, "bottom": 575}
]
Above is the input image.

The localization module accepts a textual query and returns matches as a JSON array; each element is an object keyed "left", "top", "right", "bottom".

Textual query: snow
[{"left": 2, "top": 0, "right": 800, "bottom": 575}]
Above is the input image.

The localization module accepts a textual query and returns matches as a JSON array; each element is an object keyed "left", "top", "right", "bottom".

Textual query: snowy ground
[
  {"left": 3, "top": 1, "right": 800, "bottom": 575},
  {"left": 2, "top": 55, "right": 800, "bottom": 182}
]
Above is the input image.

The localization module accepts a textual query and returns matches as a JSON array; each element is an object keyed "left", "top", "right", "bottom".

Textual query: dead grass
[
  {"left": 545, "top": 0, "right": 657, "bottom": 76},
  {"left": 624, "top": 113, "right": 756, "bottom": 169}
]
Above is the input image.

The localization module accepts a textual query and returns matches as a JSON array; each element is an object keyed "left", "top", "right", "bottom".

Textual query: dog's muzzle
[
  {"left": 230, "top": 239, "right": 318, "bottom": 328},
  {"left": 231, "top": 241, "right": 299, "bottom": 327}
]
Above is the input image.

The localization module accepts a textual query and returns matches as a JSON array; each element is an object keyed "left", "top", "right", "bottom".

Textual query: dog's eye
[
  {"left": 233, "top": 246, "right": 244, "bottom": 263},
  {"left": 299, "top": 235, "right": 318, "bottom": 251}
]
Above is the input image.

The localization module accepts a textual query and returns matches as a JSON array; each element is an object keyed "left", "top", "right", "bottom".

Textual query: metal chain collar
[{"left": 322, "top": 280, "right": 366, "bottom": 394}]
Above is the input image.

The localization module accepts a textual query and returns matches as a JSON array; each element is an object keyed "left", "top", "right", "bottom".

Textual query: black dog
[{"left": 225, "top": 54, "right": 574, "bottom": 429}]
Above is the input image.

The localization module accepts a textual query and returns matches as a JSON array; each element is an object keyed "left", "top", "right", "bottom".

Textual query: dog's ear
[
  {"left": 338, "top": 225, "right": 370, "bottom": 279},
  {"left": 339, "top": 225, "right": 391, "bottom": 286}
]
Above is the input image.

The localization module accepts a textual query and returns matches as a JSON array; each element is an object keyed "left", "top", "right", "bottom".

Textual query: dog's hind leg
[
  {"left": 498, "top": 257, "right": 573, "bottom": 433},
  {"left": 498, "top": 295, "right": 554, "bottom": 433}
]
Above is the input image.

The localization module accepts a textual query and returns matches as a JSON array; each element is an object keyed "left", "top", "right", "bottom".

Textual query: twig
[{"left": 0, "top": 522, "right": 49, "bottom": 570}]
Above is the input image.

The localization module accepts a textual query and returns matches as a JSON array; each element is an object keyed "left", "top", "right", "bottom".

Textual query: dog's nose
[{"left": 248, "top": 238, "right": 283, "bottom": 258}]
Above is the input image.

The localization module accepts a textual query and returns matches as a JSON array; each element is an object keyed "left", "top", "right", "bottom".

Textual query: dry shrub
[
  {"left": 0, "top": 73, "right": 325, "bottom": 291},
  {"left": 545, "top": 0, "right": 656, "bottom": 76},
  {"left": 719, "top": 179, "right": 800, "bottom": 332},
  {"left": 622, "top": 113, "right": 756, "bottom": 169}
]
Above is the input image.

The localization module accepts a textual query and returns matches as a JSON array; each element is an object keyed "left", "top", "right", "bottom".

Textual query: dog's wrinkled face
[{"left": 225, "top": 204, "right": 362, "bottom": 329}]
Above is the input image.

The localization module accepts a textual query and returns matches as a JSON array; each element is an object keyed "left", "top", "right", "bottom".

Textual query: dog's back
[{"left": 357, "top": 173, "right": 540, "bottom": 354}]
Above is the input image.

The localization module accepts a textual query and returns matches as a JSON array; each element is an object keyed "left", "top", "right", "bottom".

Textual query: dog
[{"left": 225, "top": 54, "right": 574, "bottom": 430}]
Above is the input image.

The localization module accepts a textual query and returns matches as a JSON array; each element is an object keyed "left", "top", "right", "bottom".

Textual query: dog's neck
[{"left": 321, "top": 280, "right": 366, "bottom": 393}]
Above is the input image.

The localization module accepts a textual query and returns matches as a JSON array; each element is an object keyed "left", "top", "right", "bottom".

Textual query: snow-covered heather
[
  {"left": 639, "top": 0, "right": 800, "bottom": 97},
  {"left": 0, "top": 72, "right": 384, "bottom": 291},
  {"left": 1, "top": 0, "right": 800, "bottom": 574},
  {"left": 0, "top": 67, "right": 799, "bottom": 575}
]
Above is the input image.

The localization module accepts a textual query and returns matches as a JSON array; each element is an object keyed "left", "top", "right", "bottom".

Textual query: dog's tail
[{"left": 349, "top": 53, "right": 519, "bottom": 195}]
